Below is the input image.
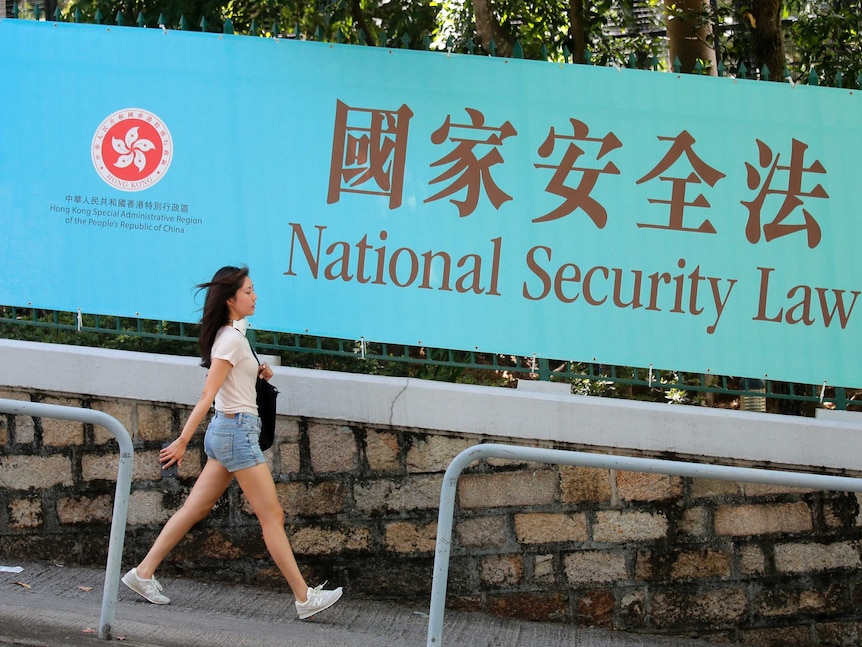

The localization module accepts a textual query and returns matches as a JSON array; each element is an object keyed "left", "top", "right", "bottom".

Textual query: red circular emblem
[{"left": 91, "top": 108, "right": 173, "bottom": 191}]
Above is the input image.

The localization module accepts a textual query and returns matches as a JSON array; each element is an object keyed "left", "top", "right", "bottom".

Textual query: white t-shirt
[{"left": 211, "top": 326, "right": 258, "bottom": 415}]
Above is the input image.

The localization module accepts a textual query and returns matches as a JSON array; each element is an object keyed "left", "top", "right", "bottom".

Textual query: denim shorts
[{"left": 204, "top": 411, "right": 266, "bottom": 472}]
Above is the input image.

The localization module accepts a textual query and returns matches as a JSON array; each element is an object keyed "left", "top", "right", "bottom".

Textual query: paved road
[{"left": 0, "top": 561, "right": 722, "bottom": 647}]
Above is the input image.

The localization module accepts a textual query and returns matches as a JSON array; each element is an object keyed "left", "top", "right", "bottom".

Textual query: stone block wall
[{"left": 2, "top": 385, "right": 862, "bottom": 646}]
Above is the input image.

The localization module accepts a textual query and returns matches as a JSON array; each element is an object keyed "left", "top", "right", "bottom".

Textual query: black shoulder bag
[{"left": 250, "top": 347, "right": 279, "bottom": 451}]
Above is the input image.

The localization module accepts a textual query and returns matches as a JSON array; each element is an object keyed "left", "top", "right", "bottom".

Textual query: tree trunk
[
  {"left": 350, "top": 0, "right": 376, "bottom": 45},
  {"left": 664, "top": 0, "right": 717, "bottom": 75},
  {"left": 568, "top": 0, "right": 587, "bottom": 64},
  {"left": 748, "top": 0, "right": 785, "bottom": 80},
  {"left": 473, "top": 0, "right": 513, "bottom": 57}
]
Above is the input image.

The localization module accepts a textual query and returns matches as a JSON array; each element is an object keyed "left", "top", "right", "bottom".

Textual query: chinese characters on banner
[{"left": 329, "top": 102, "right": 828, "bottom": 248}]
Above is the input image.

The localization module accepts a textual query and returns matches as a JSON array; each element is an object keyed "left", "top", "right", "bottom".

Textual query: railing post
[
  {"left": 0, "top": 399, "right": 134, "bottom": 641},
  {"left": 426, "top": 445, "right": 497, "bottom": 645}
]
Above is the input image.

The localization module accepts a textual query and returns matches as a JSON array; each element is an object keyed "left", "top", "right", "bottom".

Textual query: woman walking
[{"left": 122, "top": 265, "right": 342, "bottom": 620}]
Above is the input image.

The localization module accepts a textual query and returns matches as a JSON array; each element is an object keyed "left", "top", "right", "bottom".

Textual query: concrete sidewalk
[{"left": 0, "top": 561, "right": 722, "bottom": 647}]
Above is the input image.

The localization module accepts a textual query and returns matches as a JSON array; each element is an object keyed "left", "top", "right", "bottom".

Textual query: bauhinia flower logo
[
  {"left": 113, "top": 126, "right": 156, "bottom": 173},
  {"left": 92, "top": 108, "right": 173, "bottom": 191}
]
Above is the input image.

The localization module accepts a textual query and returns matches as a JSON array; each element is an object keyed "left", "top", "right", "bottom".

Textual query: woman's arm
[{"left": 159, "top": 358, "right": 232, "bottom": 468}]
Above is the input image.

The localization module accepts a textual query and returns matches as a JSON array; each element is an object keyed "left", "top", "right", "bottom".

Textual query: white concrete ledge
[{"left": 1, "top": 338, "right": 861, "bottom": 472}]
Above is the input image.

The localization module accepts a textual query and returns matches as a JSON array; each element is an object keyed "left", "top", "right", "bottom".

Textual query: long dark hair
[{"left": 196, "top": 265, "right": 249, "bottom": 368}]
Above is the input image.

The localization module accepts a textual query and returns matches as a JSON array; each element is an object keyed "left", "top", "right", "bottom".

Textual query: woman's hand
[
  {"left": 160, "top": 437, "right": 188, "bottom": 469},
  {"left": 258, "top": 362, "right": 273, "bottom": 381}
]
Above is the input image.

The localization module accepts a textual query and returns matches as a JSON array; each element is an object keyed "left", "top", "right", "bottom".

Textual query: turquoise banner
[{"left": 1, "top": 19, "right": 860, "bottom": 387}]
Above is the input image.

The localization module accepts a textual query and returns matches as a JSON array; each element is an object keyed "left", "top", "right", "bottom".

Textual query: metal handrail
[
  {"left": 0, "top": 399, "right": 134, "bottom": 641},
  {"left": 427, "top": 443, "right": 862, "bottom": 646}
]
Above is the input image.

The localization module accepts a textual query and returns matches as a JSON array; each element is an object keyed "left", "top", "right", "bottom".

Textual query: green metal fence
[{"left": 2, "top": 305, "right": 859, "bottom": 414}]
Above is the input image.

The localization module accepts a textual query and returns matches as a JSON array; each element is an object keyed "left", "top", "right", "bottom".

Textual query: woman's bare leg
[
  {"left": 234, "top": 463, "right": 309, "bottom": 601},
  {"left": 135, "top": 459, "right": 234, "bottom": 578}
]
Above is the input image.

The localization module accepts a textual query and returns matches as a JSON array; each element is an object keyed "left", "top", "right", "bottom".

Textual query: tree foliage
[
  {"left": 432, "top": 0, "right": 666, "bottom": 65},
  {"left": 54, "top": 0, "right": 860, "bottom": 83},
  {"left": 786, "top": 0, "right": 862, "bottom": 86},
  {"left": 59, "top": 0, "right": 438, "bottom": 47}
]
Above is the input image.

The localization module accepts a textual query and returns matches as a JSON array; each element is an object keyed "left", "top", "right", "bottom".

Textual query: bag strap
[
  {"left": 249, "top": 345, "right": 262, "bottom": 367},
  {"left": 231, "top": 325, "right": 261, "bottom": 367}
]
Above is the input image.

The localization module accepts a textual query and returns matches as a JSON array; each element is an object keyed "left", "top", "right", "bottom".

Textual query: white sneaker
[
  {"left": 295, "top": 582, "right": 343, "bottom": 619},
  {"left": 121, "top": 567, "right": 170, "bottom": 604}
]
